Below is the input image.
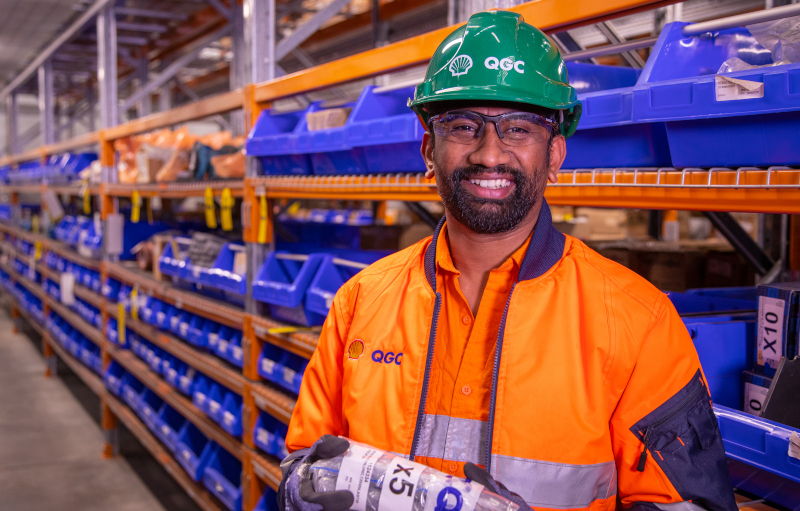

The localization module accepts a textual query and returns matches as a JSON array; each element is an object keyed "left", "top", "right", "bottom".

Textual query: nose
[{"left": 467, "top": 122, "right": 512, "bottom": 168}]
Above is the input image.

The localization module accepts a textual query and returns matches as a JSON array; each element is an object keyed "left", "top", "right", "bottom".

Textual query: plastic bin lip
[{"left": 715, "top": 404, "right": 798, "bottom": 437}]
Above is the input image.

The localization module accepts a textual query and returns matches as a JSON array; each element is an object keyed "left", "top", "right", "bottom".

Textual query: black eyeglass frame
[{"left": 427, "top": 109, "right": 560, "bottom": 144}]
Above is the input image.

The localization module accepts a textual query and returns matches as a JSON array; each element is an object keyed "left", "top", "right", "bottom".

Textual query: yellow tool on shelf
[
  {"left": 131, "top": 190, "right": 141, "bottom": 224},
  {"left": 204, "top": 187, "right": 217, "bottom": 229},
  {"left": 221, "top": 187, "right": 234, "bottom": 231},
  {"left": 258, "top": 195, "right": 268, "bottom": 244}
]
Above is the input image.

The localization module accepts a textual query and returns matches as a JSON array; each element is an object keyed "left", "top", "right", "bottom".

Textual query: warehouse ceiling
[{"left": 0, "top": 0, "right": 90, "bottom": 88}]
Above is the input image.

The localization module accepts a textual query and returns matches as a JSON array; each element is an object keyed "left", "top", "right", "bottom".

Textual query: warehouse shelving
[{"left": 2, "top": 0, "right": 800, "bottom": 510}]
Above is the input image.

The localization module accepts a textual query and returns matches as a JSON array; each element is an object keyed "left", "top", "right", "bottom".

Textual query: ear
[
  {"left": 421, "top": 132, "right": 436, "bottom": 180},
  {"left": 547, "top": 135, "right": 566, "bottom": 184}
]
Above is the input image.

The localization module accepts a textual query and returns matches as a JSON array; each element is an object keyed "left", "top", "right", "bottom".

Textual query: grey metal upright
[
  {"left": 5, "top": 94, "right": 20, "bottom": 156},
  {"left": 243, "top": 0, "right": 276, "bottom": 315},
  {"left": 38, "top": 60, "right": 55, "bottom": 145},
  {"left": 230, "top": 1, "right": 246, "bottom": 137},
  {"left": 97, "top": 5, "right": 118, "bottom": 133}
]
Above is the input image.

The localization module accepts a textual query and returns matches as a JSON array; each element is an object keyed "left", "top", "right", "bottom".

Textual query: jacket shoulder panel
[{"left": 565, "top": 236, "right": 666, "bottom": 322}]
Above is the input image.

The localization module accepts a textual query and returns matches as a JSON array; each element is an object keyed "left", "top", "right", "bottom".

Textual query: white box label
[
  {"left": 715, "top": 75, "right": 764, "bottom": 101},
  {"left": 758, "top": 296, "right": 785, "bottom": 369},
  {"left": 744, "top": 382, "right": 769, "bottom": 415}
]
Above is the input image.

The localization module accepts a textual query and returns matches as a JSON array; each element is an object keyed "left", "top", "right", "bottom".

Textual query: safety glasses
[{"left": 428, "top": 110, "right": 559, "bottom": 146}]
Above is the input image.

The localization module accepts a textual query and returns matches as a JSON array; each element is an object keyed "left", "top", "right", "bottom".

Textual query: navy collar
[{"left": 424, "top": 199, "right": 565, "bottom": 291}]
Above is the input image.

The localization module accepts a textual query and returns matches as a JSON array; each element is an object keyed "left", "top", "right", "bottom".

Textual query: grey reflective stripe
[
  {"left": 492, "top": 454, "right": 617, "bottom": 509},
  {"left": 654, "top": 502, "right": 706, "bottom": 511},
  {"left": 414, "top": 414, "right": 487, "bottom": 463}
]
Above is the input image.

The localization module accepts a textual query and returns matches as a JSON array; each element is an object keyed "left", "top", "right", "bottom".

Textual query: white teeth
[{"left": 469, "top": 178, "right": 511, "bottom": 189}]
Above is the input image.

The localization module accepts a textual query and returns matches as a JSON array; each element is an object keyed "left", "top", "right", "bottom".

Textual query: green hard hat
[{"left": 410, "top": 10, "right": 582, "bottom": 138}]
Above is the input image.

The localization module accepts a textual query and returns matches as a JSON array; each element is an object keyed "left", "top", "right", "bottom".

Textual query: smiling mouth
[{"left": 468, "top": 178, "right": 512, "bottom": 190}]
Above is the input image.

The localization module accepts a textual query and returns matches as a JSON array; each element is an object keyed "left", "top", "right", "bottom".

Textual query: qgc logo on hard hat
[
  {"left": 449, "top": 55, "right": 473, "bottom": 77},
  {"left": 485, "top": 56, "right": 525, "bottom": 74}
]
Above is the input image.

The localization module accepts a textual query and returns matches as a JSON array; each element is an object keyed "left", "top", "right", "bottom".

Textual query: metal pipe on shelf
[
  {"left": 682, "top": 3, "right": 800, "bottom": 36},
  {"left": 38, "top": 60, "right": 55, "bottom": 145}
]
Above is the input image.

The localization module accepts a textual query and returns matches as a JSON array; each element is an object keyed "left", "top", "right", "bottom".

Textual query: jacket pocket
[{"left": 630, "top": 370, "right": 736, "bottom": 511}]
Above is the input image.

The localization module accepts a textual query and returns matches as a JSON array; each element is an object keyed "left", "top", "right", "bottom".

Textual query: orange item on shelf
[{"left": 211, "top": 150, "right": 245, "bottom": 178}]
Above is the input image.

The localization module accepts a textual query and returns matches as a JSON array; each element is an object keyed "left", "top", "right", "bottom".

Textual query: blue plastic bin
[
  {"left": 669, "top": 287, "right": 758, "bottom": 315},
  {"left": 257, "top": 343, "right": 308, "bottom": 394},
  {"left": 102, "top": 278, "right": 121, "bottom": 301},
  {"left": 686, "top": 312, "right": 756, "bottom": 409},
  {"left": 192, "top": 375, "right": 211, "bottom": 414},
  {"left": 306, "top": 253, "right": 383, "bottom": 317},
  {"left": 562, "top": 61, "right": 671, "bottom": 169},
  {"left": 121, "top": 374, "right": 145, "bottom": 411},
  {"left": 633, "top": 22, "right": 800, "bottom": 167},
  {"left": 220, "top": 392, "right": 243, "bottom": 437},
  {"left": 104, "top": 362, "right": 126, "bottom": 396},
  {"left": 253, "top": 411, "right": 289, "bottom": 459},
  {"left": 246, "top": 104, "right": 315, "bottom": 175},
  {"left": 159, "top": 239, "right": 190, "bottom": 279},
  {"left": 187, "top": 315, "right": 207, "bottom": 347},
  {"left": 209, "top": 244, "right": 247, "bottom": 295},
  {"left": 226, "top": 330, "right": 244, "bottom": 368},
  {"left": 157, "top": 305, "right": 176, "bottom": 330},
  {"left": 202, "top": 445, "right": 243, "bottom": 511},
  {"left": 165, "top": 358, "right": 186, "bottom": 389},
  {"left": 252, "top": 252, "right": 328, "bottom": 326},
  {"left": 346, "top": 85, "right": 426, "bottom": 173},
  {"left": 155, "top": 404, "right": 186, "bottom": 453},
  {"left": 139, "top": 388, "right": 165, "bottom": 432},
  {"left": 176, "top": 423, "right": 215, "bottom": 482},
  {"left": 206, "top": 383, "right": 229, "bottom": 423}
]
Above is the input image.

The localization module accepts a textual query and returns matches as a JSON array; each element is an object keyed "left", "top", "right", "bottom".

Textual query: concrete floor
[{"left": 0, "top": 308, "right": 199, "bottom": 511}]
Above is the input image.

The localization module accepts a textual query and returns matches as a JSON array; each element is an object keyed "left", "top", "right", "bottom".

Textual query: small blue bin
[
  {"left": 226, "top": 330, "right": 244, "bottom": 368},
  {"left": 246, "top": 104, "right": 315, "bottom": 176},
  {"left": 171, "top": 310, "right": 191, "bottom": 338},
  {"left": 202, "top": 445, "right": 243, "bottom": 511},
  {"left": 669, "top": 287, "right": 758, "bottom": 315},
  {"left": 161, "top": 354, "right": 173, "bottom": 376},
  {"left": 252, "top": 252, "right": 328, "bottom": 326},
  {"left": 122, "top": 374, "right": 145, "bottom": 411},
  {"left": 633, "top": 22, "right": 800, "bottom": 167},
  {"left": 306, "top": 253, "right": 382, "bottom": 317},
  {"left": 257, "top": 343, "right": 307, "bottom": 394},
  {"left": 176, "top": 423, "right": 215, "bottom": 482},
  {"left": 187, "top": 315, "right": 207, "bottom": 347},
  {"left": 209, "top": 244, "right": 247, "bottom": 295},
  {"left": 206, "top": 383, "right": 229, "bottom": 423},
  {"left": 165, "top": 358, "right": 187, "bottom": 389},
  {"left": 685, "top": 312, "right": 756, "bottom": 409},
  {"left": 297, "top": 102, "right": 365, "bottom": 175},
  {"left": 105, "top": 362, "right": 126, "bottom": 397},
  {"left": 139, "top": 388, "right": 165, "bottom": 432},
  {"left": 253, "top": 411, "right": 289, "bottom": 459},
  {"left": 102, "top": 278, "right": 121, "bottom": 301},
  {"left": 157, "top": 305, "right": 176, "bottom": 330},
  {"left": 192, "top": 374, "right": 211, "bottom": 414},
  {"left": 107, "top": 318, "right": 119, "bottom": 346},
  {"left": 147, "top": 346, "right": 165, "bottom": 375},
  {"left": 202, "top": 321, "right": 222, "bottom": 352},
  {"left": 346, "top": 85, "right": 426, "bottom": 173},
  {"left": 141, "top": 297, "right": 161, "bottom": 325},
  {"left": 155, "top": 404, "right": 186, "bottom": 453},
  {"left": 159, "top": 239, "right": 190, "bottom": 279},
  {"left": 220, "top": 392, "right": 243, "bottom": 437},
  {"left": 179, "top": 367, "right": 198, "bottom": 396}
]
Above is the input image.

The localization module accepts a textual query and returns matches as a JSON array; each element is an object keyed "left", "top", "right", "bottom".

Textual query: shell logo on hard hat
[
  {"left": 348, "top": 339, "right": 365, "bottom": 360},
  {"left": 448, "top": 55, "right": 473, "bottom": 77}
]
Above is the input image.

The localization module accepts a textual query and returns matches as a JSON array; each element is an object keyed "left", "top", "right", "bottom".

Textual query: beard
[{"left": 437, "top": 164, "right": 545, "bottom": 235}]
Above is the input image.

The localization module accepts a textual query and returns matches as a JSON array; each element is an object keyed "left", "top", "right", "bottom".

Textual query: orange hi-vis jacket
[{"left": 287, "top": 201, "right": 737, "bottom": 511}]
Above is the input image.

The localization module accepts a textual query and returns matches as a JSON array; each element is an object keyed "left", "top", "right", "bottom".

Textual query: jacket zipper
[
  {"left": 636, "top": 380, "right": 705, "bottom": 472},
  {"left": 484, "top": 282, "right": 516, "bottom": 472},
  {"left": 409, "top": 292, "right": 442, "bottom": 461}
]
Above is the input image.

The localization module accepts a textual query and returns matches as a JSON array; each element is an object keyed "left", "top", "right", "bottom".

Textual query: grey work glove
[
  {"left": 464, "top": 462, "right": 532, "bottom": 511},
  {"left": 278, "top": 435, "right": 354, "bottom": 511}
]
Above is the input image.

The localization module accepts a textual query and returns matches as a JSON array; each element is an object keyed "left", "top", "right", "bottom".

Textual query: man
[{"left": 280, "top": 10, "right": 737, "bottom": 511}]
